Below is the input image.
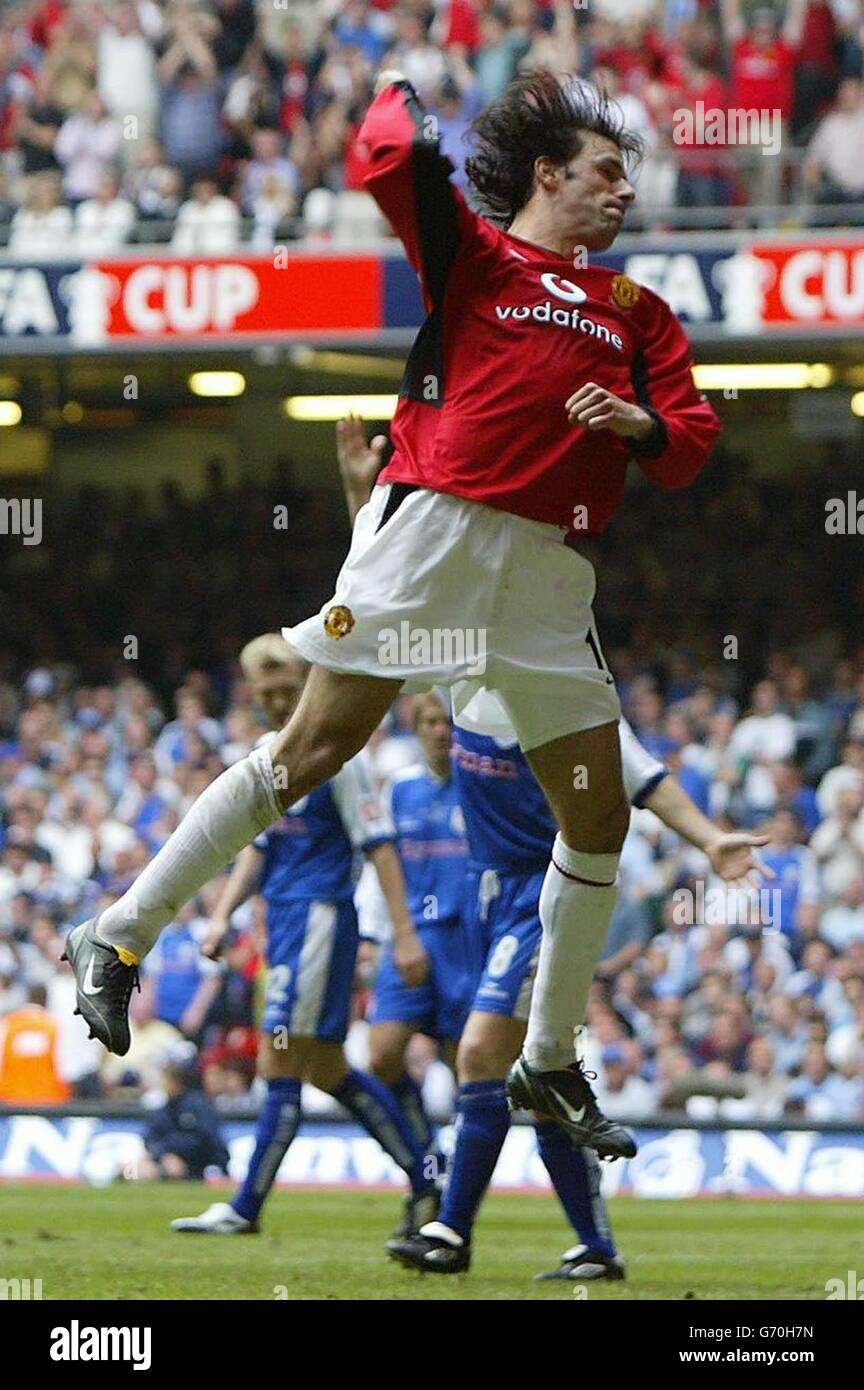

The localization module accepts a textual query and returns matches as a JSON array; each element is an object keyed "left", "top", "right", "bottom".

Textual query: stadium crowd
[
  {"left": 1, "top": 448, "right": 864, "bottom": 1124},
  {"left": 1, "top": 0, "right": 864, "bottom": 254}
]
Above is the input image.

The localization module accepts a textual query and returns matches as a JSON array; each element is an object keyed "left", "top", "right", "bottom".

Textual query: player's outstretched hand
[
  {"left": 706, "top": 832, "right": 775, "bottom": 890},
  {"left": 337, "top": 415, "right": 387, "bottom": 490},
  {"left": 566, "top": 383, "right": 654, "bottom": 438},
  {"left": 201, "top": 918, "right": 230, "bottom": 960},
  {"left": 394, "top": 931, "right": 430, "bottom": 988},
  {"left": 373, "top": 67, "right": 406, "bottom": 96}
]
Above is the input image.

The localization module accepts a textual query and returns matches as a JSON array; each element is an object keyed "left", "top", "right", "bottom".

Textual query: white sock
[
  {"left": 523, "top": 834, "right": 620, "bottom": 1073},
  {"left": 96, "top": 744, "right": 281, "bottom": 958}
]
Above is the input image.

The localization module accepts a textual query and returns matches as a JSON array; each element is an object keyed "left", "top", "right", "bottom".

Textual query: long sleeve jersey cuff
[{"left": 628, "top": 408, "right": 669, "bottom": 460}]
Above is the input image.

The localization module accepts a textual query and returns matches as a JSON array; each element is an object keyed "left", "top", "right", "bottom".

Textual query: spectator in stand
[
  {"left": 820, "top": 877, "right": 864, "bottom": 952},
  {"left": 12, "top": 66, "right": 66, "bottom": 178},
  {"left": 171, "top": 174, "right": 240, "bottom": 254},
  {"left": 41, "top": 4, "right": 97, "bottom": 114},
  {"left": 771, "top": 759, "right": 822, "bottom": 837},
  {"left": 722, "top": 1036, "right": 787, "bottom": 1118},
  {"left": 212, "top": 0, "right": 258, "bottom": 75},
  {"left": 474, "top": 2, "right": 531, "bottom": 106},
  {"left": 239, "top": 125, "right": 300, "bottom": 216},
  {"left": 158, "top": 7, "right": 225, "bottom": 182},
  {"left": 817, "top": 734, "right": 864, "bottom": 818},
  {"left": 720, "top": 0, "right": 809, "bottom": 205},
  {"left": 333, "top": 0, "right": 392, "bottom": 65},
  {"left": 803, "top": 76, "right": 864, "bottom": 215},
  {"left": 759, "top": 807, "right": 821, "bottom": 941},
  {"left": 125, "top": 136, "right": 183, "bottom": 228},
  {"left": 7, "top": 168, "right": 73, "bottom": 256},
  {"left": 222, "top": 41, "right": 284, "bottom": 156},
  {"left": 792, "top": 0, "right": 841, "bottom": 139},
  {"left": 138, "top": 905, "right": 223, "bottom": 1044},
  {"left": 781, "top": 664, "right": 837, "bottom": 781},
  {"left": 785, "top": 1040, "right": 861, "bottom": 1118},
  {"left": 593, "top": 1042, "right": 657, "bottom": 1118},
  {"left": 727, "top": 679, "right": 797, "bottom": 817},
  {"left": 75, "top": 170, "right": 135, "bottom": 253},
  {"left": 520, "top": 0, "right": 579, "bottom": 79},
  {"left": 669, "top": 49, "right": 734, "bottom": 209},
  {"left": 249, "top": 168, "right": 296, "bottom": 248},
  {"left": 423, "top": 50, "right": 481, "bottom": 189},
  {"left": 810, "top": 785, "right": 864, "bottom": 898},
  {"left": 385, "top": 3, "right": 448, "bottom": 96},
  {"left": 787, "top": 938, "right": 844, "bottom": 1017},
  {"left": 826, "top": 997, "right": 864, "bottom": 1071},
  {"left": 0, "top": 167, "right": 15, "bottom": 238},
  {"left": 0, "top": 984, "right": 70, "bottom": 1104},
  {"left": 96, "top": 0, "right": 159, "bottom": 140},
  {"left": 54, "top": 87, "right": 120, "bottom": 203}
]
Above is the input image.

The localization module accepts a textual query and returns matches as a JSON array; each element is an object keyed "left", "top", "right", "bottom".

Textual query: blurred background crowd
[
  {"left": 1, "top": 438, "right": 864, "bottom": 1124},
  {"left": 1, "top": 0, "right": 864, "bottom": 256}
]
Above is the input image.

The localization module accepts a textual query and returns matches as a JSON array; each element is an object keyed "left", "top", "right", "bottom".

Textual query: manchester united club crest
[
  {"left": 610, "top": 274, "right": 641, "bottom": 309},
  {"left": 324, "top": 605, "right": 355, "bottom": 639}
]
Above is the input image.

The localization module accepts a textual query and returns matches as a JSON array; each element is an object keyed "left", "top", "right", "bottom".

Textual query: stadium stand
[{"left": 1, "top": 0, "right": 863, "bottom": 252}]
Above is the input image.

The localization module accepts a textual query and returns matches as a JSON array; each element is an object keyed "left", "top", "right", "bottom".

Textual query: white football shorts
[{"left": 284, "top": 484, "right": 620, "bottom": 752}]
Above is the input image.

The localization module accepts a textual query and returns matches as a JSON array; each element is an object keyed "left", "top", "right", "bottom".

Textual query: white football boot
[{"left": 170, "top": 1202, "right": 258, "bottom": 1234}]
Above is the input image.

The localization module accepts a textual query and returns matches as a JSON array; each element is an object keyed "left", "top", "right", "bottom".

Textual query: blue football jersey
[
  {"left": 390, "top": 764, "right": 469, "bottom": 926},
  {"left": 452, "top": 728, "right": 554, "bottom": 872},
  {"left": 451, "top": 691, "right": 668, "bottom": 871},
  {"left": 254, "top": 744, "right": 393, "bottom": 906}
]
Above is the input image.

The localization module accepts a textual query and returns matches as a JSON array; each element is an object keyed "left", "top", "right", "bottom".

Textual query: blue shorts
[
  {"left": 370, "top": 919, "right": 473, "bottom": 1042},
  {"left": 262, "top": 898, "right": 358, "bottom": 1043},
  {"left": 465, "top": 867, "right": 544, "bottom": 1022}
]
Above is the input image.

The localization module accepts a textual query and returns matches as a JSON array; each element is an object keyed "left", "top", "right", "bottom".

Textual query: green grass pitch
[{"left": 1, "top": 1184, "right": 856, "bottom": 1301}]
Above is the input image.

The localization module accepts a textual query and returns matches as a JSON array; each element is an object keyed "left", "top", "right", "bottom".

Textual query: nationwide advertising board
[{"left": 1, "top": 1114, "right": 862, "bottom": 1198}]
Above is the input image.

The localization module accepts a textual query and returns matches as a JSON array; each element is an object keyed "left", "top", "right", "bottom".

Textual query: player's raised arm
[
  {"left": 359, "top": 72, "right": 475, "bottom": 309},
  {"left": 619, "top": 719, "right": 773, "bottom": 888},
  {"left": 200, "top": 841, "right": 264, "bottom": 959},
  {"left": 624, "top": 301, "right": 722, "bottom": 489},
  {"left": 332, "top": 750, "right": 430, "bottom": 988},
  {"left": 336, "top": 416, "right": 386, "bottom": 522}
]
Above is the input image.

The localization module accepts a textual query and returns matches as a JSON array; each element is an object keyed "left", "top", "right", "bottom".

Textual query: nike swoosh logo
[
  {"left": 556, "top": 1097, "right": 587, "bottom": 1125},
  {"left": 82, "top": 958, "right": 103, "bottom": 996}
]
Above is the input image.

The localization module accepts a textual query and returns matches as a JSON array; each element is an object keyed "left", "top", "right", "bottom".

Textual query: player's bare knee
[
  {"left": 270, "top": 723, "right": 348, "bottom": 793},
  {"left": 305, "top": 1047, "right": 348, "bottom": 1094},
  {"left": 368, "top": 1048, "right": 405, "bottom": 1088},
  {"left": 564, "top": 788, "right": 629, "bottom": 853},
  {"left": 457, "top": 1034, "right": 507, "bottom": 1084}
]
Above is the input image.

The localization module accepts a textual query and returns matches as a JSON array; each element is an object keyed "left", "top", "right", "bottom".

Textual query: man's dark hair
[{"left": 465, "top": 71, "right": 643, "bottom": 225}]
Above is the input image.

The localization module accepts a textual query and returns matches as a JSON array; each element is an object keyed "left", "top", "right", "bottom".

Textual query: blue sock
[
  {"left": 392, "top": 1071, "right": 446, "bottom": 1183},
  {"left": 392, "top": 1072, "right": 434, "bottom": 1153},
  {"left": 332, "top": 1069, "right": 432, "bottom": 1195},
  {"left": 439, "top": 1080, "right": 510, "bottom": 1242},
  {"left": 534, "top": 1121, "right": 616, "bottom": 1257},
  {"left": 233, "top": 1076, "right": 301, "bottom": 1222}
]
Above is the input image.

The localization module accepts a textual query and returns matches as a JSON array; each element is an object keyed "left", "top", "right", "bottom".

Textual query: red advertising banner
[
  {"left": 89, "top": 255, "right": 384, "bottom": 342},
  {"left": 749, "top": 243, "right": 864, "bottom": 327}
]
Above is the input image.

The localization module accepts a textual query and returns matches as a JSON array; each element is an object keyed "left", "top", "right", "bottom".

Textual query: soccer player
[
  {"left": 367, "top": 690, "right": 473, "bottom": 1223},
  {"left": 171, "top": 634, "right": 436, "bottom": 1235},
  {"left": 339, "top": 422, "right": 771, "bottom": 1278},
  {"left": 64, "top": 69, "right": 719, "bottom": 1162}
]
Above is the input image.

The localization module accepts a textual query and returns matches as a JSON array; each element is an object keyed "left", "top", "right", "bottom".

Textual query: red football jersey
[
  {"left": 361, "top": 83, "right": 721, "bottom": 535},
  {"left": 731, "top": 38, "right": 797, "bottom": 118}
]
